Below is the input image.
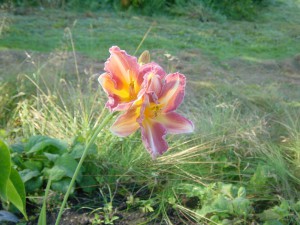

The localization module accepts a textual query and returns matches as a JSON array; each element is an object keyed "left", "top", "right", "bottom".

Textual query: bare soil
[{"left": 1, "top": 49, "right": 300, "bottom": 87}]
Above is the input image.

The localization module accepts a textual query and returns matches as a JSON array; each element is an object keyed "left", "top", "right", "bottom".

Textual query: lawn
[{"left": 0, "top": 0, "right": 300, "bottom": 224}]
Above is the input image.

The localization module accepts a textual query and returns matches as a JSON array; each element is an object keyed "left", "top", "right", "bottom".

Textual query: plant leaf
[
  {"left": 232, "top": 197, "right": 251, "bottom": 216},
  {"left": 79, "top": 176, "right": 97, "bottom": 193},
  {"left": 54, "top": 153, "right": 82, "bottom": 182},
  {"left": 237, "top": 186, "right": 246, "bottom": 198},
  {"left": 212, "top": 194, "right": 232, "bottom": 214},
  {"left": 25, "top": 176, "right": 43, "bottom": 193},
  {"left": 51, "top": 178, "right": 73, "bottom": 193},
  {"left": 10, "top": 143, "right": 24, "bottom": 153},
  {"left": 0, "top": 140, "right": 11, "bottom": 200},
  {"left": 44, "top": 166, "right": 66, "bottom": 181},
  {"left": 70, "top": 136, "right": 97, "bottom": 159},
  {"left": 25, "top": 135, "right": 67, "bottom": 155},
  {"left": 43, "top": 152, "right": 60, "bottom": 161},
  {"left": 23, "top": 160, "right": 43, "bottom": 171},
  {"left": 6, "top": 168, "right": 28, "bottom": 220},
  {"left": 19, "top": 169, "right": 40, "bottom": 183},
  {"left": 0, "top": 210, "right": 19, "bottom": 223}
]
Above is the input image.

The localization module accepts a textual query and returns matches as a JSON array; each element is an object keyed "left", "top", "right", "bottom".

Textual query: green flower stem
[{"left": 55, "top": 111, "right": 116, "bottom": 225}]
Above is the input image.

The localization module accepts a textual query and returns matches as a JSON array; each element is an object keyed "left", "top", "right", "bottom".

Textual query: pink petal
[
  {"left": 100, "top": 46, "right": 143, "bottom": 111},
  {"left": 98, "top": 73, "right": 122, "bottom": 110},
  {"left": 140, "top": 119, "right": 168, "bottom": 159},
  {"left": 159, "top": 73, "right": 186, "bottom": 112},
  {"left": 156, "top": 112, "right": 194, "bottom": 134},
  {"left": 138, "top": 62, "right": 166, "bottom": 85},
  {"left": 110, "top": 107, "right": 140, "bottom": 137},
  {"left": 138, "top": 73, "right": 163, "bottom": 104},
  {"left": 99, "top": 73, "right": 134, "bottom": 111},
  {"left": 105, "top": 46, "right": 139, "bottom": 89}
]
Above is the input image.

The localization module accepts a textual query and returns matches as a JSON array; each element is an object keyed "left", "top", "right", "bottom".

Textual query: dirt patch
[
  {"left": 172, "top": 49, "right": 300, "bottom": 85},
  {"left": 1, "top": 49, "right": 300, "bottom": 85},
  {"left": 23, "top": 202, "right": 183, "bottom": 225},
  {"left": 0, "top": 49, "right": 104, "bottom": 85},
  {"left": 224, "top": 55, "right": 300, "bottom": 85}
]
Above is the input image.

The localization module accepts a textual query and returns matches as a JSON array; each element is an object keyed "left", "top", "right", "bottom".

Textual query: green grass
[{"left": 1, "top": 0, "right": 300, "bottom": 61}]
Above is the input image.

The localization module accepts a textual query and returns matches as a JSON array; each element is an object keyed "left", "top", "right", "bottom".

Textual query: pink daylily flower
[
  {"left": 110, "top": 71, "right": 194, "bottom": 158},
  {"left": 138, "top": 72, "right": 194, "bottom": 158},
  {"left": 99, "top": 46, "right": 165, "bottom": 112},
  {"left": 99, "top": 46, "right": 194, "bottom": 158}
]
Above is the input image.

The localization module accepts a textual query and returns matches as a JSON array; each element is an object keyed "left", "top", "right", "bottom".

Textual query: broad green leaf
[
  {"left": 10, "top": 143, "right": 24, "bottom": 153},
  {"left": 232, "top": 197, "right": 251, "bottom": 216},
  {"left": 79, "top": 176, "right": 97, "bottom": 193},
  {"left": 51, "top": 178, "right": 73, "bottom": 193},
  {"left": 0, "top": 140, "right": 11, "bottom": 200},
  {"left": 274, "top": 200, "right": 289, "bottom": 217},
  {"left": 220, "top": 183, "right": 234, "bottom": 198},
  {"left": 25, "top": 176, "right": 43, "bottom": 193},
  {"left": 196, "top": 206, "right": 214, "bottom": 216},
  {"left": 54, "top": 153, "right": 82, "bottom": 182},
  {"left": 25, "top": 135, "right": 67, "bottom": 155},
  {"left": 259, "top": 201, "right": 290, "bottom": 221},
  {"left": 11, "top": 154, "right": 24, "bottom": 169},
  {"left": 6, "top": 168, "right": 27, "bottom": 220},
  {"left": 19, "top": 169, "right": 40, "bottom": 183},
  {"left": 294, "top": 201, "right": 300, "bottom": 211},
  {"left": 43, "top": 152, "right": 60, "bottom": 162},
  {"left": 263, "top": 220, "right": 283, "bottom": 225},
  {"left": 69, "top": 136, "right": 97, "bottom": 159},
  {"left": 23, "top": 160, "right": 43, "bottom": 171},
  {"left": 44, "top": 167, "right": 66, "bottom": 181},
  {"left": 212, "top": 194, "right": 232, "bottom": 214}
]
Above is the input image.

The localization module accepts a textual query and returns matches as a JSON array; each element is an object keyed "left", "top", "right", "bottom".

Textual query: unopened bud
[{"left": 138, "top": 50, "right": 150, "bottom": 65}]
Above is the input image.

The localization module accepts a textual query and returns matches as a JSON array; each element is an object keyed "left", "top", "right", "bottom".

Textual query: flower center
[
  {"left": 144, "top": 103, "right": 162, "bottom": 119},
  {"left": 128, "top": 80, "right": 138, "bottom": 101},
  {"left": 152, "top": 105, "right": 161, "bottom": 117}
]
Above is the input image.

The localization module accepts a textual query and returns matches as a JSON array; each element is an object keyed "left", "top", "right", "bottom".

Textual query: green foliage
[
  {"left": 0, "top": 140, "right": 28, "bottom": 220},
  {"left": 3, "top": 0, "right": 269, "bottom": 19},
  {"left": 175, "top": 182, "right": 252, "bottom": 223},
  {"left": 258, "top": 199, "right": 300, "bottom": 224},
  {"left": 10, "top": 135, "right": 98, "bottom": 194},
  {"left": 0, "top": 140, "right": 11, "bottom": 199}
]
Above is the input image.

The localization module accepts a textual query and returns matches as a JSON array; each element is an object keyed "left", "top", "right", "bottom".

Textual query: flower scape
[{"left": 99, "top": 46, "right": 194, "bottom": 158}]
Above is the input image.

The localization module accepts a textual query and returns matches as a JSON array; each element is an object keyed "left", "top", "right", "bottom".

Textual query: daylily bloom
[
  {"left": 140, "top": 72, "right": 194, "bottom": 158},
  {"left": 99, "top": 46, "right": 194, "bottom": 158},
  {"left": 99, "top": 46, "right": 165, "bottom": 111},
  {"left": 110, "top": 70, "right": 194, "bottom": 158}
]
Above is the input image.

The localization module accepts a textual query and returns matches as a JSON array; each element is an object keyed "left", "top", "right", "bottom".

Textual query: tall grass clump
[
  {"left": 0, "top": 82, "right": 26, "bottom": 129},
  {"left": 8, "top": 61, "right": 104, "bottom": 141}
]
